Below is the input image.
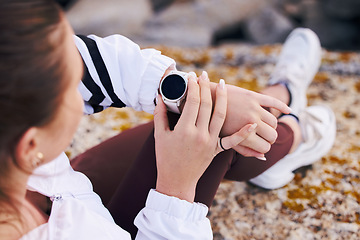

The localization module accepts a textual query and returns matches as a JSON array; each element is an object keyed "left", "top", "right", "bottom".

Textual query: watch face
[{"left": 161, "top": 74, "right": 187, "bottom": 100}]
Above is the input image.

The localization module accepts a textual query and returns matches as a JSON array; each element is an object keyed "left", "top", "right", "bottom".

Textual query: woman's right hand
[{"left": 153, "top": 72, "right": 256, "bottom": 203}]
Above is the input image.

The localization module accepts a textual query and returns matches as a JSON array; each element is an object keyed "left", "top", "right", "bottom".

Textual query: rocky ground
[{"left": 66, "top": 43, "right": 360, "bottom": 239}]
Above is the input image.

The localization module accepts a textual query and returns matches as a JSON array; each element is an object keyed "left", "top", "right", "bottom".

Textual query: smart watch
[{"left": 159, "top": 70, "right": 189, "bottom": 114}]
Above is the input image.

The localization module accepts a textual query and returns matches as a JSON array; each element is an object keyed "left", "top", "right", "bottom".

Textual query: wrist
[{"left": 156, "top": 179, "right": 196, "bottom": 203}]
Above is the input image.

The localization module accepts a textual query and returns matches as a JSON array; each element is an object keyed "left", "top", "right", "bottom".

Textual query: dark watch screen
[{"left": 161, "top": 74, "right": 186, "bottom": 100}]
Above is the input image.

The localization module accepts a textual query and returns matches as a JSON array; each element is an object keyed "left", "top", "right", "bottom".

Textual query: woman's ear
[{"left": 14, "top": 128, "right": 41, "bottom": 170}]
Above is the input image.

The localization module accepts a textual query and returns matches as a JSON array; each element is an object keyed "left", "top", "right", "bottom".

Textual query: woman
[{"left": 0, "top": 0, "right": 336, "bottom": 239}]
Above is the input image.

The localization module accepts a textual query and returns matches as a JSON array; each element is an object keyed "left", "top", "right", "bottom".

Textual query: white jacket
[
  {"left": 75, "top": 34, "right": 173, "bottom": 114},
  {"left": 22, "top": 153, "right": 212, "bottom": 240},
  {"left": 22, "top": 34, "right": 213, "bottom": 239}
]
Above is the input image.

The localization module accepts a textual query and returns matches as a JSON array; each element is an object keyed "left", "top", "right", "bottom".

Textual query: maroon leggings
[{"left": 71, "top": 114, "right": 293, "bottom": 238}]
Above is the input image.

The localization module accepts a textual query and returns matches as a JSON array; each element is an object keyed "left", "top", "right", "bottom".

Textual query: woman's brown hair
[{"left": 0, "top": 0, "right": 67, "bottom": 234}]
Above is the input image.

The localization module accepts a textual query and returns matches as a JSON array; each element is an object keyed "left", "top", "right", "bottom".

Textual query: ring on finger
[{"left": 218, "top": 137, "right": 227, "bottom": 151}]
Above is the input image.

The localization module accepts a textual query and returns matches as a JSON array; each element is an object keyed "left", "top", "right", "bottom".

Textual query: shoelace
[{"left": 275, "top": 61, "right": 306, "bottom": 84}]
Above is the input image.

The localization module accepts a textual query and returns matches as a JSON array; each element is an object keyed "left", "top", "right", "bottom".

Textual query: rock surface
[
  {"left": 243, "top": 6, "right": 294, "bottom": 45},
  {"left": 141, "top": 0, "right": 269, "bottom": 47}
]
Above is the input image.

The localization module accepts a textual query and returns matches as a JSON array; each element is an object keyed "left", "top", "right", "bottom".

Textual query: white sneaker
[
  {"left": 269, "top": 28, "right": 322, "bottom": 115},
  {"left": 249, "top": 105, "right": 336, "bottom": 190}
]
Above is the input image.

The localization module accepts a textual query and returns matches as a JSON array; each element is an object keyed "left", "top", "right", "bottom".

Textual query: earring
[{"left": 32, "top": 152, "right": 44, "bottom": 168}]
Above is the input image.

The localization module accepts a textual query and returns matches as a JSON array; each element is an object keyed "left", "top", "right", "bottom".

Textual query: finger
[
  {"left": 232, "top": 145, "right": 266, "bottom": 159},
  {"left": 209, "top": 79, "right": 227, "bottom": 138},
  {"left": 257, "top": 93, "right": 291, "bottom": 114},
  {"left": 178, "top": 74, "right": 200, "bottom": 128},
  {"left": 218, "top": 123, "right": 257, "bottom": 152},
  {"left": 153, "top": 95, "right": 170, "bottom": 134},
  {"left": 255, "top": 120, "right": 278, "bottom": 144},
  {"left": 238, "top": 133, "right": 272, "bottom": 154},
  {"left": 259, "top": 106, "right": 278, "bottom": 129},
  {"left": 196, "top": 71, "right": 213, "bottom": 130},
  {"left": 188, "top": 71, "right": 199, "bottom": 83}
]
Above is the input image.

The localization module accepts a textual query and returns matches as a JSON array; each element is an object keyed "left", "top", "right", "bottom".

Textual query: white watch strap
[{"left": 163, "top": 98, "right": 181, "bottom": 114}]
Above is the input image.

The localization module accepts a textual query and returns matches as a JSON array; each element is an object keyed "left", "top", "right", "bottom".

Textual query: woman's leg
[
  {"left": 71, "top": 121, "right": 154, "bottom": 205},
  {"left": 105, "top": 126, "right": 156, "bottom": 238}
]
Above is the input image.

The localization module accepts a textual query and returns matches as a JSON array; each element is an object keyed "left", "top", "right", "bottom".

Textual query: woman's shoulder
[{"left": 0, "top": 200, "right": 49, "bottom": 240}]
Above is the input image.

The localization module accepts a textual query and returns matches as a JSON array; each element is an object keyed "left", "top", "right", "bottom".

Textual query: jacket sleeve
[
  {"left": 134, "top": 189, "right": 213, "bottom": 240},
  {"left": 74, "top": 34, "right": 176, "bottom": 114}
]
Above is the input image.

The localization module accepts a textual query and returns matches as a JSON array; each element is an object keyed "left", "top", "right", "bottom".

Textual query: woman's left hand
[{"left": 154, "top": 72, "right": 256, "bottom": 203}]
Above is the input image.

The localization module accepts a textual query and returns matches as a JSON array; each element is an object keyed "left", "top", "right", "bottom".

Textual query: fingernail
[
  {"left": 219, "top": 79, "right": 225, "bottom": 89},
  {"left": 201, "top": 71, "right": 209, "bottom": 81},
  {"left": 256, "top": 156, "right": 267, "bottom": 161},
  {"left": 188, "top": 72, "right": 198, "bottom": 83},
  {"left": 189, "top": 71, "right": 197, "bottom": 78},
  {"left": 248, "top": 123, "right": 257, "bottom": 132}
]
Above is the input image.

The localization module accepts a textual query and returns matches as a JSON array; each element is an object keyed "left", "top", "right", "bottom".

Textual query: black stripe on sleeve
[
  {"left": 77, "top": 35, "right": 126, "bottom": 108},
  {"left": 90, "top": 104, "right": 104, "bottom": 113},
  {"left": 81, "top": 61, "right": 105, "bottom": 113}
]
